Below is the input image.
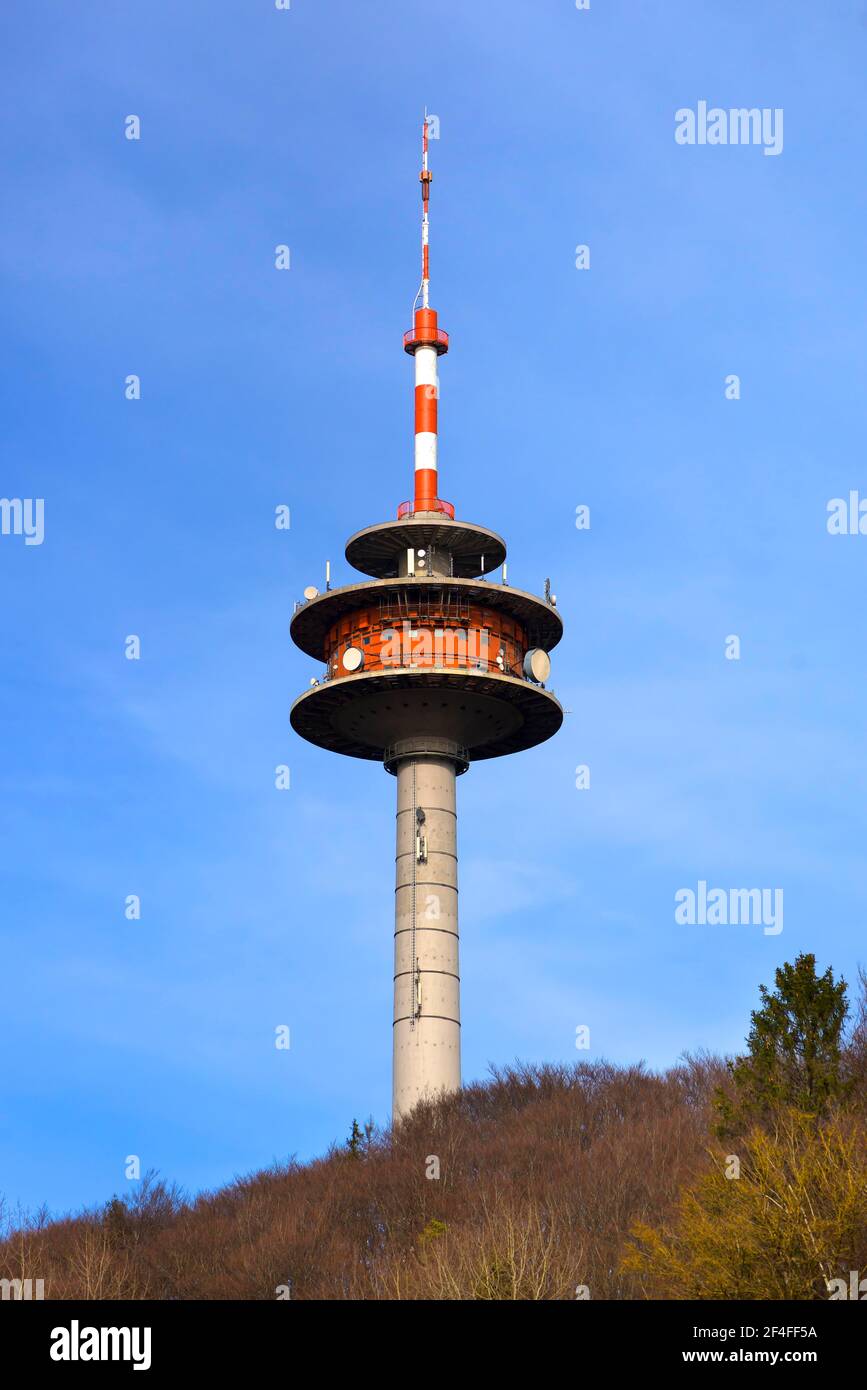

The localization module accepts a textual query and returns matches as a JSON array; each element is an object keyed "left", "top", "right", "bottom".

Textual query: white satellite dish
[
  {"left": 523, "top": 648, "right": 551, "bottom": 683},
  {"left": 303, "top": 585, "right": 319, "bottom": 601},
  {"left": 342, "top": 646, "right": 364, "bottom": 673}
]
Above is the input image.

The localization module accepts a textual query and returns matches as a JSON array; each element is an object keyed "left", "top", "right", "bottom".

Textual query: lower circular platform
[{"left": 290, "top": 668, "right": 563, "bottom": 765}]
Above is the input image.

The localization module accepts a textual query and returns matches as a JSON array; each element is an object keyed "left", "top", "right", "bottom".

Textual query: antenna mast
[{"left": 420, "top": 111, "right": 431, "bottom": 309}]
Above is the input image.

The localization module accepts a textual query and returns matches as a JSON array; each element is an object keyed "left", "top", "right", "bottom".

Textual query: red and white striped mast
[{"left": 403, "top": 112, "right": 450, "bottom": 517}]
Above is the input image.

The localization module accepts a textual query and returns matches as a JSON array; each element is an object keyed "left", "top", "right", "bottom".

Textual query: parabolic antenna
[
  {"left": 523, "top": 648, "right": 551, "bottom": 683},
  {"left": 342, "top": 646, "right": 364, "bottom": 673}
]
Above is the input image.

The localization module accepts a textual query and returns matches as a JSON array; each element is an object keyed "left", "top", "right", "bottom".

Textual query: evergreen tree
[
  {"left": 346, "top": 1118, "right": 363, "bottom": 1157},
  {"left": 715, "top": 953, "right": 849, "bottom": 1135}
]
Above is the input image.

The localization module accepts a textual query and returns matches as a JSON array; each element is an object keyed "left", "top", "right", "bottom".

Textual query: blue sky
[{"left": 2, "top": 0, "right": 866, "bottom": 1217}]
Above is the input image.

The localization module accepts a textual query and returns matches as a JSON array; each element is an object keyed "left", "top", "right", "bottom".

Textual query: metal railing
[
  {"left": 325, "top": 652, "right": 525, "bottom": 681},
  {"left": 397, "top": 498, "right": 455, "bottom": 520},
  {"left": 383, "top": 738, "right": 469, "bottom": 775},
  {"left": 402, "top": 327, "right": 449, "bottom": 353}
]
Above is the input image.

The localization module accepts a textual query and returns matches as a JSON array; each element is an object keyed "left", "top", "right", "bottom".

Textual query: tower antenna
[{"left": 414, "top": 111, "right": 432, "bottom": 315}]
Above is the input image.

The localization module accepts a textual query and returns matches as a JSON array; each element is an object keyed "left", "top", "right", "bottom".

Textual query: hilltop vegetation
[{"left": 3, "top": 955, "right": 866, "bottom": 1300}]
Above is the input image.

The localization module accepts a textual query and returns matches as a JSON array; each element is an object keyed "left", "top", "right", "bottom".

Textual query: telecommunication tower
[{"left": 290, "top": 120, "right": 563, "bottom": 1120}]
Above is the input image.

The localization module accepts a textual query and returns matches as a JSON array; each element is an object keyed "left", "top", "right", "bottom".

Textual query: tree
[
  {"left": 715, "top": 953, "right": 849, "bottom": 1136},
  {"left": 346, "top": 1119, "right": 363, "bottom": 1158},
  {"left": 621, "top": 1112, "right": 867, "bottom": 1300}
]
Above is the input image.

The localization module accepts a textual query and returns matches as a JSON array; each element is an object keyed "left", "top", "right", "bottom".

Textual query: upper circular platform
[{"left": 345, "top": 517, "right": 507, "bottom": 579}]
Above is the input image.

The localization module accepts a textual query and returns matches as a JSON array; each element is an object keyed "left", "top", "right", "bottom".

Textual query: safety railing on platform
[{"left": 396, "top": 498, "right": 455, "bottom": 520}]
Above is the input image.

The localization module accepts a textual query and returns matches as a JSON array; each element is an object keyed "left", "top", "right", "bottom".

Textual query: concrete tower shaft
[{"left": 392, "top": 741, "right": 461, "bottom": 1118}]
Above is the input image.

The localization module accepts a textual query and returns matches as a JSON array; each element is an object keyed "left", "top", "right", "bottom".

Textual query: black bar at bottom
[{"left": 0, "top": 1296, "right": 859, "bottom": 1375}]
